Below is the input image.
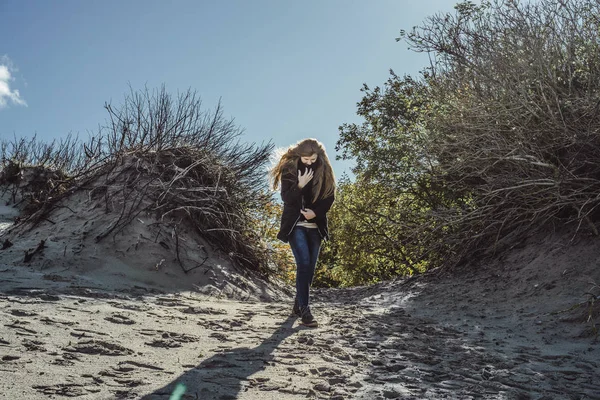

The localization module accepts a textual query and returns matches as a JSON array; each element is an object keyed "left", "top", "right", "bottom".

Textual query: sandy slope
[
  {"left": 338, "top": 229, "right": 600, "bottom": 399},
  {"left": 0, "top": 188, "right": 288, "bottom": 302},
  {"left": 1, "top": 191, "right": 600, "bottom": 399}
]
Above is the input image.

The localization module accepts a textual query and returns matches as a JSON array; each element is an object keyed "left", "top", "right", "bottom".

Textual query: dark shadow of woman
[{"left": 141, "top": 316, "right": 299, "bottom": 399}]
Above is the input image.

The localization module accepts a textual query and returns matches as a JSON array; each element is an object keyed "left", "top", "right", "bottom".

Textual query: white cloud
[{"left": 0, "top": 57, "right": 27, "bottom": 109}]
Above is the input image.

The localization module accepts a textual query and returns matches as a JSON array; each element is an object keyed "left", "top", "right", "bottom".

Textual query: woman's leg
[
  {"left": 305, "top": 228, "right": 322, "bottom": 294},
  {"left": 288, "top": 227, "right": 312, "bottom": 308}
]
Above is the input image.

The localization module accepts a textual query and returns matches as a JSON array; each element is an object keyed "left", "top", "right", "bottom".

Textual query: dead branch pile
[
  {"left": 87, "top": 147, "right": 268, "bottom": 273},
  {"left": 1, "top": 86, "right": 274, "bottom": 275},
  {"left": 0, "top": 161, "right": 70, "bottom": 217}
]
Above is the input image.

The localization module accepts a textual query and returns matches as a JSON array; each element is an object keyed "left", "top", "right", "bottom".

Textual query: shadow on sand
[{"left": 141, "top": 316, "right": 299, "bottom": 400}]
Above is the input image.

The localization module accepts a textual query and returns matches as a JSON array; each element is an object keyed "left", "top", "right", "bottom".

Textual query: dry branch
[{"left": 0, "top": 86, "right": 274, "bottom": 275}]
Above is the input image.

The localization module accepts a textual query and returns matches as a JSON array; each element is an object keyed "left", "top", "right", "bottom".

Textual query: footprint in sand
[
  {"left": 104, "top": 313, "right": 136, "bottom": 325},
  {"left": 8, "top": 309, "right": 38, "bottom": 317},
  {"left": 98, "top": 366, "right": 146, "bottom": 387},
  {"left": 4, "top": 320, "right": 38, "bottom": 335},
  {"left": 32, "top": 383, "right": 92, "bottom": 397},
  {"left": 153, "top": 297, "right": 188, "bottom": 307},
  {"left": 209, "top": 332, "right": 230, "bottom": 342},
  {"left": 22, "top": 338, "right": 46, "bottom": 352},
  {"left": 108, "top": 301, "right": 151, "bottom": 312},
  {"left": 64, "top": 339, "right": 134, "bottom": 356},
  {"left": 143, "top": 330, "right": 199, "bottom": 348},
  {"left": 181, "top": 305, "right": 227, "bottom": 315}
]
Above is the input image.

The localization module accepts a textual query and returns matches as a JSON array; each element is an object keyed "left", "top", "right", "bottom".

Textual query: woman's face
[{"left": 300, "top": 154, "right": 318, "bottom": 166}]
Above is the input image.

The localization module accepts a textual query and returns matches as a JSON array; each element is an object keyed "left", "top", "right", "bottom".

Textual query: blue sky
[{"left": 0, "top": 0, "right": 456, "bottom": 176}]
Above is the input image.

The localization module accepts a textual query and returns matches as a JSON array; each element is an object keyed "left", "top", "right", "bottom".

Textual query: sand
[{"left": 1, "top": 187, "right": 600, "bottom": 399}]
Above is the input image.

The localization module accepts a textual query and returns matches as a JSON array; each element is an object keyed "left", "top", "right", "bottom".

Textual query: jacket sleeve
[
  {"left": 312, "top": 192, "right": 335, "bottom": 218},
  {"left": 280, "top": 171, "right": 302, "bottom": 205}
]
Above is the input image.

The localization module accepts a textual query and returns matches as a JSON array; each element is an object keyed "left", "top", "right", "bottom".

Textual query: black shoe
[
  {"left": 300, "top": 306, "right": 318, "bottom": 327},
  {"left": 292, "top": 298, "right": 300, "bottom": 317}
]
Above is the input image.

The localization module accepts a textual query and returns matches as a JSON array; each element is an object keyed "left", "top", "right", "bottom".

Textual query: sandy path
[
  {"left": 0, "top": 263, "right": 364, "bottom": 399},
  {"left": 1, "top": 261, "right": 599, "bottom": 400}
]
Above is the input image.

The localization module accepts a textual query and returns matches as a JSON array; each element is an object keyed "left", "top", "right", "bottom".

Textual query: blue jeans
[{"left": 288, "top": 226, "right": 322, "bottom": 308}]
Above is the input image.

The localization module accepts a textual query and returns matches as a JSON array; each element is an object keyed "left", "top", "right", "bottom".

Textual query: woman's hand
[
  {"left": 297, "top": 169, "right": 314, "bottom": 189},
  {"left": 300, "top": 208, "right": 316, "bottom": 220}
]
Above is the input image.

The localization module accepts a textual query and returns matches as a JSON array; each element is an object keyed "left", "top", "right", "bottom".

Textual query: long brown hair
[{"left": 269, "top": 138, "right": 336, "bottom": 203}]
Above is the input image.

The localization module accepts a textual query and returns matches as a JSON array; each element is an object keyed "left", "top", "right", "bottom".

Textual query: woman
[{"left": 270, "top": 138, "right": 336, "bottom": 327}]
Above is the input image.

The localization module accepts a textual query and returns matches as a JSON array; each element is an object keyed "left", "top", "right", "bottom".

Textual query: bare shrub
[
  {"left": 399, "top": 0, "right": 600, "bottom": 264},
  {"left": 0, "top": 133, "right": 83, "bottom": 173},
  {"left": 1, "top": 86, "right": 274, "bottom": 274}
]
